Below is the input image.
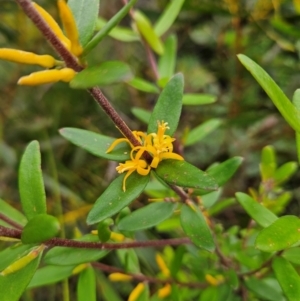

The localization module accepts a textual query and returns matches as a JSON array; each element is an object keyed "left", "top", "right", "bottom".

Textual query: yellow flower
[
  {"left": 107, "top": 121, "right": 184, "bottom": 191},
  {"left": 158, "top": 284, "right": 171, "bottom": 299},
  {"left": 0, "top": 1, "right": 81, "bottom": 86},
  {"left": 155, "top": 253, "right": 170, "bottom": 277},
  {"left": 128, "top": 283, "right": 145, "bottom": 301},
  {"left": 109, "top": 273, "right": 133, "bottom": 282}
]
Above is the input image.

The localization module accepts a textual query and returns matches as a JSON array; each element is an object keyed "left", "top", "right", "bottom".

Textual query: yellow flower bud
[
  {"left": 158, "top": 283, "right": 171, "bottom": 299},
  {"left": 32, "top": 2, "right": 71, "bottom": 50},
  {"left": 57, "top": 0, "right": 83, "bottom": 56},
  {"left": 128, "top": 283, "right": 145, "bottom": 301},
  {"left": 109, "top": 272, "right": 133, "bottom": 282},
  {"left": 110, "top": 231, "right": 125, "bottom": 242},
  {"left": 72, "top": 263, "right": 88, "bottom": 275},
  {"left": 205, "top": 274, "right": 224, "bottom": 286},
  {"left": 0, "top": 49, "right": 56, "bottom": 68},
  {"left": 18, "top": 68, "right": 76, "bottom": 86},
  {"left": 155, "top": 253, "right": 170, "bottom": 277}
]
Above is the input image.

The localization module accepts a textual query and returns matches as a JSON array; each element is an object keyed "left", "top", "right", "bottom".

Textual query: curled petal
[
  {"left": 159, "top": 152, "right": 184, "bottom": 161},
  {"left": 150, "top": 156, "right": 160, "bottom": 168},
  {"left": 0, "top": 49, "right": 56, "bottom": 68},
  {"left": 137, "top": 164, "right": 151, "bottom": 176},
  {"left": 122, "top": 169, "right": 135, "bottom": 191},
  {"left": 106, "top": 138, "right": 130, "bottom": 153}
]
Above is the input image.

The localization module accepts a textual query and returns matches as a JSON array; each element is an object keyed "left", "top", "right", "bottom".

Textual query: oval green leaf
[
  {"left": 283, "top": 247, "right": 300, "bottom": 265},
  {"left": 19, "top": 140, "right": 46, "bottom": 220},
  {"left": 182, "top": 93, "right": 217, "bottom": 106},
  {"left": 256, "top": 216, "right": 300, "bottom": 252},
  {"left": 0, "top": 198, "right": 27, "bottom": 227},
  {"left": 128, "top": 77, "right": 159, "bottom": 93},
  {"left": 70, "top": 61, "right": 133, "bottom": 89},
  {"left": 236, "top": 192, "right": 278, "bottom": 228},
  {"left": 87, "top": 173, "right": 150, "bottom": 225},
  {"left": 185, "top": 118, "right": 222, "bottom": 146},
  {"left": 273, "top": 257, "right": 300, "bottom": 301},
  {"left": 131, "top": 107, "right": 151, "bottom": 124},
  {"left": 117, "top": 202, "right": 177, "bottom": 231},
  {"left": 155, "top": 159, "right": 218, "bottom": 191},
  {"left": 238, "top": 54, "right": 300, "bottom": 133},
  {"left": 274, "top": 162, "right": 298, "bottom": 185},
  {"left": 59, "top": 127, "right": 131, "bottom": 162},
  {"left": 21, "top": 214, "right": 60, "bottom": 244},
  {"left": 78, "top": 266, "right": 96, "bottom": 301},
  {"left": 147, "top": 73, "right": 183, "bottom": 136},
  {"left": 68, "top": 0, "right": 99, "bottom": 46},
  {"left": 133, "top": 10, "right": 164, "bottom": 55},
  {"left": 180, "top": 203, "right": 215, "bottom": 252}
]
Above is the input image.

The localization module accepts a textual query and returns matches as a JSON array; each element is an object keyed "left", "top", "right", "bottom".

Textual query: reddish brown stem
[{"left": 0, "top": 213, "right": 23, "bottom": 230}]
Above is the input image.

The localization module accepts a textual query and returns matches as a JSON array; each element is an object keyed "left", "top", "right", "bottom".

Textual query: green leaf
[
  {"left": 238, "top": 54, "right": 300, "bottom": 133},
  {"left": 19, "top": 141, "right": 46, "bottom": 220},
  {"left": 117, "top": 202, "right": 177, "bottom": 231},
  {"left": 21, "top": 214, "right": 60, "bottom": 244},
  {"left": 0, "top": 198, "right": 27, "bottom": 227},
  {"left": 28, "top": 265, "right": 74, "bottom": 288},
  {"left": 68, "top": 0, "right": 99, "bottom": 46},
  {"left": 97, "top": 219, "right": 113, "bottom": 242},
  {"left": 155, "top": 160, "right": 218, "bottom": 191},
  {"left": 43, "top": 234, "right": 108, "bottom": 265},
  {"left": 274, "top": 162, "right": 298, "bottom": 185},
  {"left": 185, "top": 118, "right": 222, "bottom": 146},
  {"left": 180, "top": 203, "right": 215, "bottom": 251},
  {"left": 59, "top": 128, "right": 130, "bottom": 162},
  {"left": 133, "top": 10, "right": 164, "bottom": 55},
  {"left": 78, "top": 266, "right": 96, "bottom": 301},
  {"left": 87, "top": 173, "right": 150, "bottom": 225},
  {"left": 256, "top": 216, "right": 300, "bottom": 252},
  {"left": 273, "top": 257, "right": 300, "bottom": 301},
  {"left": 170, "top": 245, "right": 185, "bottom": 277},
  {"left": 83, "top": 0, "right": 138, "bottom": 54},
  {"left": 96, "top": 271, "right": 123, "bottom": 301},
  {"left": 70, "top": 61, "right": 133, "bottom": 89},
  {"left": 158, "top": 34, "right": 177, "bottom": 81},
  {"left": 154, "top": 0, "right": 185, "bottom": 37},
  {"left": 236, "top": 192, "right": 278, "bottom": 228},
  {"left": 128, "top": 77, "right": 159, "bottom": 93},
  {"left": 182, "top": 93, "right": 217, "bottom": 106},
  {"left": 0, "top": 252, "right": 41, "bottom": 301},
  {"left": 131, "top": 107, "right": 151, "bottom": 124},
  {"left": 147, "top": 74, "right": 183, "bottom": 136},
  {"left": 260, "top": 145, "right": 277, "bottom": 180},
  {"left": 283, "top": 247, "right": 300, "bottom": 265}
]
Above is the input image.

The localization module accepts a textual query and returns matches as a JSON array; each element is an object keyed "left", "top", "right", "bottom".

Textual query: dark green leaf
[
  {"left": 158, "top": 34, "right": 177, "bottom": 81},
  {"left": 83, "top": 0, "right": 138, "bottom": 54},
  {"left": 68, "top": 0, "right": 99, "bottom": 46},
  {"left": 155, "top": 159, "right": 218, "bottom": 191},
  {"left": 21, "top": 214, "right": 60, "bottom": 244},
  {"left": 19, "top": 141, "right": 46, "bottom": 220},
  {"left": 43, "top": 234, "right": 108, "bottom": 265},
  {"left": 59, "top": 128, "right": 130, "bottom": 162},
  {"left": 70, "top": 61, "right": 133, "bottom": 89},
  {"left": 256, "top": 216, "right": 300, "bottom": 252},
  {"left": 0, "top": 252, "right": 41, "bottom": 301},
  {"left": 78, "top": 267, "right": 96, "bottom": 301},
  {"left": 182, "top": 93, "right": 217, "bottom": 106},
  {"left": 170, "top": 245, "right": 185, "bottom": 277},
  {"left": 148, "top": 74, "right": 183, "bottom": 136},
  {"left": 87, "top": 173, "right": 150, "bottom": 225},
  {"left": 154, "top": 0, "right": 185, "bottom": 37},
  {"left": 238, "top": 54, "right": 300, "bottom": 133},
  {"left": 96, "top": 271, "right": 123, "bottom": 301},
  {"left": 128, "top": 77, "right": 159, "bottom": 93},
  {"left": 117, "top": 202, "right": 177, "bottom": 231},
  {"left": 236, "top": 192, "right": 278, "bottom": 228},
  {"left": 0, "top": 198, "right": 27, "bottom": 227},
  {"left": 273, "top": 257, "right": 300, "bottom": 301},
  {"left": 131, "top": 107, "right": 151, "bottom": 124},
  {"left": 180, "top": 203, "right": 215, "bottom": 251},
  {"left": 185, "top": 118, "right": 222, "bottom": 146}
]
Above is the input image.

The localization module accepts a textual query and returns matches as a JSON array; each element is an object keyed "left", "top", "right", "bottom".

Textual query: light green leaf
[
  {"left": 154, "top": 0, "right": 185, "bottom": 37},
  {"left": 158, "top": 34, "right": 177, "bottom": 81},
  {"left": 155, "top": 159, "right": 218, "bottom": 191},
  {"left": 256, "top": 216, "right": 300, "bottom": 252},
  {"left": 180, "top": 203, "right": 215, "bottom": 251},
  {"left": 274, "top": 162, "right": 298, "bottom": 185},
  {"left": 21, "top": 214, "right": 60, "bottom": 244},
  {"left": 133, "top": 10, "right": 164, "bottom": 55},
  {"left": 185, "top": 118, "right": 222, "bottom": 146},
  {"left": 84, "top": 0, "right": 138, "bottom": 54},
  {"left": 283, "top": 247, "right": 300, "bottom": 265},
  {"left": 128, "top": 77, "right": 159, "bottom": 93},
  {"left": 182, "top": 93, "right": 217, "bottom": 105},
  {"left": 19, "top": 141, "right": 46, "bottom": 220},
  {"left": 59, "top": 128, "right": 131, "bottom": 162},
  {"left": 68, "top": 0, "right": 99, "bottom": 46},
  {"left": 273, "top": 257, "right": 300, "bottom": 301},
  {"left": 131, "top": 107, "right": 151, "bottom": 124},
  {"left": 78, "top": 266, "right": 96, "bottom": 301},
  {"left": 96, "top": 271, "right": 123, "bottom": 301},
  {"left": 117, "top": 202, "right": 177, "bottom": 231},
  {"left": 70, "top": 61, "right": 133, "bottom": 89},
  {"left": 0, "top": 252, "right": 41, "bottom": 301},
  {"left": 87, "top": 173, "right": 150, "bottom": 225},
  {"left": 148, "top": 73, "right": 183, "bottom": 136},
  {"left": 236, "top": 192, "right": 278, "bottom": 228},
  {"left": 0, "top": 198, "right": 27, "bottom": 227},
  {"left": 238, "top": 54, "right": 300, "bottom": 133},
  {"left": 260, "top": 145, "right": 277, "bottom": 180}
]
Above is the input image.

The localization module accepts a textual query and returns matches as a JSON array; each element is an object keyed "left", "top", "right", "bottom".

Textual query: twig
[{"left": 0, "top": 213, "right": 23, "bottom": 230}]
